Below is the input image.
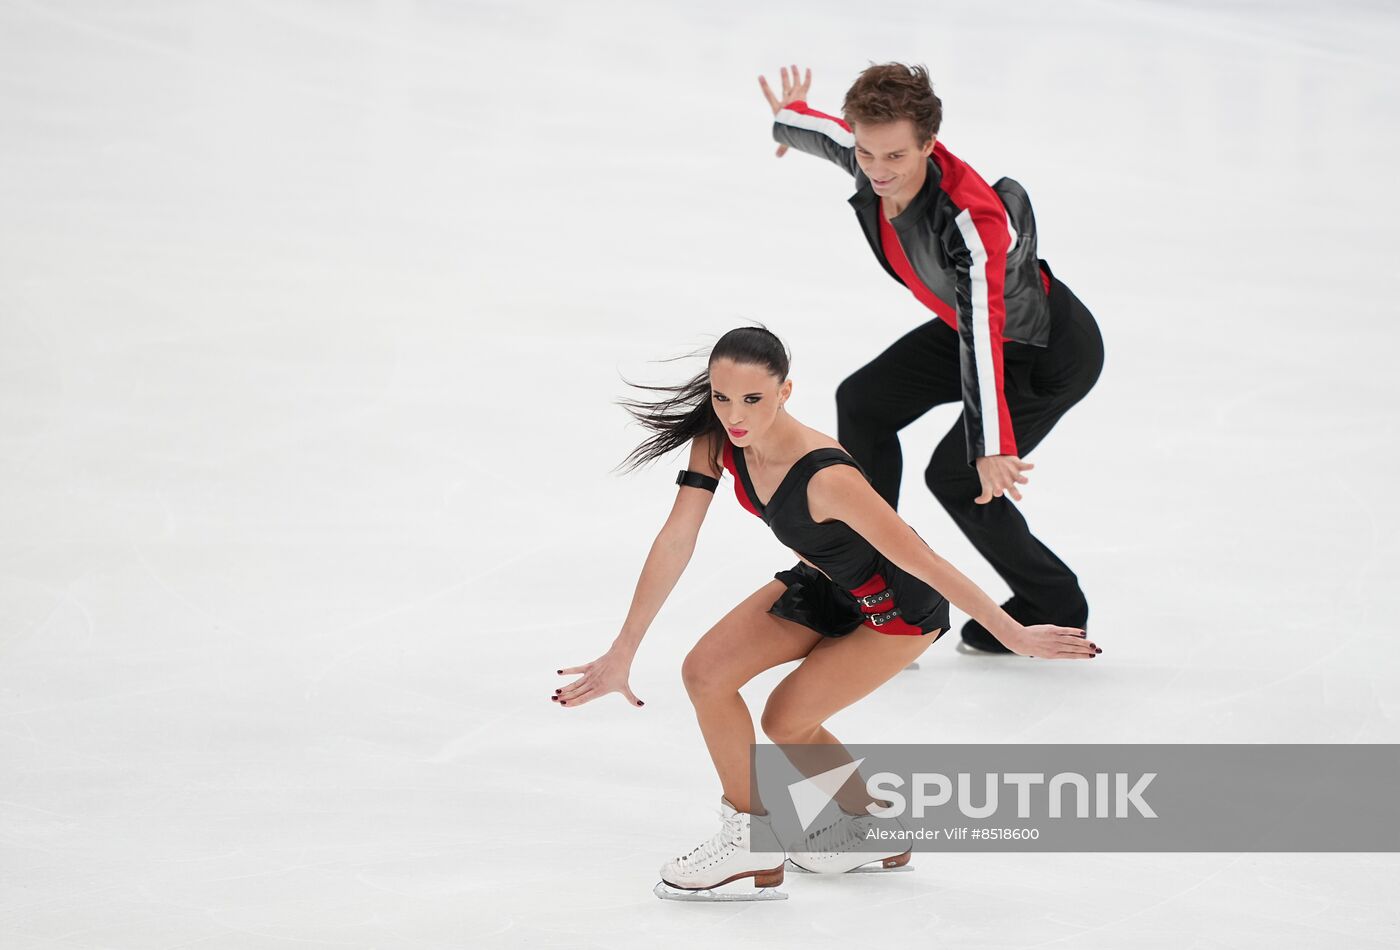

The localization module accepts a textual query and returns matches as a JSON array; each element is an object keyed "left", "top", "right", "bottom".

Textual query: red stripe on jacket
[
  {"left": 878, "top": 209, "right": 957, "bottom": 328},
  {"left": 932, "top": 141, "right": 1018, "bottom": 457},
  {"left": 782, "top": 100, "right": 850, "bottom": 132}
]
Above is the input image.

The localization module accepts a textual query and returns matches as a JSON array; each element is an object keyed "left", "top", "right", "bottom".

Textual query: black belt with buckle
[
  {"left": 856, "top": 589, "right": 893, "bottom": 608},
  {"left": 867, "top": 607, "right": 902, "bottom": 626}
]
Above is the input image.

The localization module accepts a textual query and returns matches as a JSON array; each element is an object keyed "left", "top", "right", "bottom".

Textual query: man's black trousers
[{"left": 835, "top": 263, "right": 1105, "bottom": 627}]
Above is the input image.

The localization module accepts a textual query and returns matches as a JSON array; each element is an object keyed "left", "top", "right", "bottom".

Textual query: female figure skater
[{"left": 553, "top": 326, "right": 1100, "bottom": 901}]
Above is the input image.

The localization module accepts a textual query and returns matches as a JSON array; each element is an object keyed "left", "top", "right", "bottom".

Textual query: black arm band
[{"left": 676, "top": 469, "right": 719, "bottom": 493}]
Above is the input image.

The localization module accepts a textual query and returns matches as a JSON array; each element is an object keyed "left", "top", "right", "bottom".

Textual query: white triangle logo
[{"left": 788, "top": 758, "right": 866, "bottom": 831}]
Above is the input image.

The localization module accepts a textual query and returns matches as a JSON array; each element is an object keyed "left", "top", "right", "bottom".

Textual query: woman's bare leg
[
  {"left": 681, "top": 579, "right": 823, "bottom": 814},
  {"left": 760, "top": 625, "right": 941, "bottom": 814}
]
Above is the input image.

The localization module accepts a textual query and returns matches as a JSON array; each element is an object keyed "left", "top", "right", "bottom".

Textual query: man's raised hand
[{"left": 758, "top": 64, "right": 812, "bottom": 157}]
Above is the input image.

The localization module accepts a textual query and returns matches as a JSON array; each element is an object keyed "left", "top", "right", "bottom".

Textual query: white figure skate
[
  {"left": 654, "top": 796, "right": 789, "bottom": 901},
  {"left": 786, "top": 804, "right": 913, "bottom": 875}
]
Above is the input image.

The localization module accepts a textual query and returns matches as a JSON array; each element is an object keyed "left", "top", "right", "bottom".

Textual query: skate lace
[
  {"left": 677, "top": 806, "right": 746, "bottom": 867},
  {"left": 800, "top": 812, "right": 861, "bottom": 853}
]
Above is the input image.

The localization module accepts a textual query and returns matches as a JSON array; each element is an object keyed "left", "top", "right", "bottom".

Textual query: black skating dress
[{"left": 720, "top": 440, "right": 950, "bottom": 639}]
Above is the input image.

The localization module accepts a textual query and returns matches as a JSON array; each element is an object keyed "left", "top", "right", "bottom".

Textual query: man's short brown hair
[{"left": 842, "top": 62, "right": 943, "bottom": 144}]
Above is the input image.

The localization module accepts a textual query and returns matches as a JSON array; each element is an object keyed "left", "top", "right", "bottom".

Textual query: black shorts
[{"left": 767, "top": 562, "right": 950, "bottom": 639}]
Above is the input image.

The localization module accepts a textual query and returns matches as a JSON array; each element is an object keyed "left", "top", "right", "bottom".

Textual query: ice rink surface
[{"left": 2, "top": 0, "right": 1399, "bottom": 946}]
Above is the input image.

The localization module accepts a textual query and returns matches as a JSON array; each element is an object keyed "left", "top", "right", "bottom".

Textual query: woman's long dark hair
[{"left": 615, "top": 326, "right": 791, "bottom": 474}]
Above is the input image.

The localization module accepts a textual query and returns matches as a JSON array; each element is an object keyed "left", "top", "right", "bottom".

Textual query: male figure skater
[{"left": 759, "top": 63, "right": 1104, "bottom": 652}]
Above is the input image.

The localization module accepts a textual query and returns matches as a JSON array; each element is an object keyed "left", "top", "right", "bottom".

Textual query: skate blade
[
  {"left": 653, "top": 880, "right": 788, "bottom": 901},
  {"left": 785, "top": 857, "right": 914, "bottom": 874}
]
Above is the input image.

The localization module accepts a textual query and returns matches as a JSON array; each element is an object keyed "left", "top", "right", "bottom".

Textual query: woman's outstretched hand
[
  {"left": 553, "top": 649, "right": 644, "bottom": 708},
  {"left": 1006, "top": 625, "right": 1101, "bottom": 660},
  {"left": 758, "top": 64, "right": 812, "bottom": 157}
]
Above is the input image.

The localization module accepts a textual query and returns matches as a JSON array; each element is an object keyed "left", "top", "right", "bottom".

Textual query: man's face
[{"left": 853, "top": 119, "right": 935, "bottom": 201}]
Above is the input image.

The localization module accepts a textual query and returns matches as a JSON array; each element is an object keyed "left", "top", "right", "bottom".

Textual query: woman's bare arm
[
  {"left": 806, "top": 465, "right": 1099, "bottom": 659},
  {"left": 556, "top": 432, "right": 726, "bottom": 708},
  {"left": 609, "top": 432, "right": 724, "bottom": 661}
]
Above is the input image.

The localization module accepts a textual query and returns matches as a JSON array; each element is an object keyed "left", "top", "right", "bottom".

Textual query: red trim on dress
[
  {"left": 848, "top": 573, "right": 927, "bottom": 636},
  {"left": 722, "top": 440, "right": 762, "bottom": 518}
]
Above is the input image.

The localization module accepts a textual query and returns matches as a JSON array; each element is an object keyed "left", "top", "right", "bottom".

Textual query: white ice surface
[{"left": 2, "top": 0, "right": 1399, "bottom": 947}]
